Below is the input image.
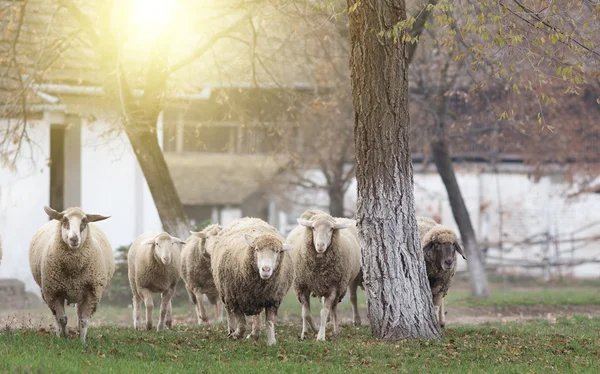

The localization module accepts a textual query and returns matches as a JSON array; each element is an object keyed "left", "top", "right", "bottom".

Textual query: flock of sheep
[{"left": 21, "top": 205, "right": 466, "bottom": 346}]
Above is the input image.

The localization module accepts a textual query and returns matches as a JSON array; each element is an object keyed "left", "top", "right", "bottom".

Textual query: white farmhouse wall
[
  {"left": 0, "top": 121, "right": 50, "bottom": 292},
  {"left": 289, "top": 167, "right": 600, "bottom": 278},
  {"left": 0, "top": 117, "right": 162, "bottom": 293}
]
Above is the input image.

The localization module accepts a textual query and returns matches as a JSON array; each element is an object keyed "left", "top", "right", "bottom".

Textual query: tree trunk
[
  {"left": 347, "top": 0, "right": 440, "bottom": 340},
  {"left": 126, "top": 126, "right": 190, "bottom": 239},
  {"left": 328, "top": 174, "right": 346, "bottom": 217},
  {"left": 430, "top": 139, "right": 490, "bottom": 297}
]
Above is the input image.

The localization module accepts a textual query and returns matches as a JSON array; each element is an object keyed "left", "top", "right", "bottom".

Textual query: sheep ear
[
  {"left": 297, "top": 218, "right": 313, "bottom": 228},
  {"left": 422, "top": 242, "right": 434, "bottom": 253},
  {"left": 454, "top": 243, "right": 467, "bottom": 260},
  {"left": 172, "top": 236, "right": 186, "bottom": 245},
  {"left": 191, "top": 231, "right": 208, "bottom": 239},
  {"left": 281, "top": 243, "right": 293, "bottom": 252},
  {"left": 244, "top": 234, "right": 255, "bottom": 247},
  {"left": 44, "top": 206, "right": 63, "bottom": 221},
  {"left": 333, "top": 221, "right": 351, "bottom": 230},
  {"left": 86, "top": 214, "right": 111, "bottom": 222},
  {"left": 142, "top": 238, "right": 156, "bottom": 246}
]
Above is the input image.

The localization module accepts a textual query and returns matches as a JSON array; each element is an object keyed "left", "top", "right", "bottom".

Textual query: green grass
[
  {"left": 1, "top": 316, "right": 599, "bottom": 373},
  {"left": 446, "top": 288, "right": 600, "bottom": 307}
]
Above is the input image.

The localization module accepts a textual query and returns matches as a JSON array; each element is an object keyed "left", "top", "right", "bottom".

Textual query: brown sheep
[
  {"left": 211, "top": 217, "right": 293, "bottom": 346},
  {"left": 417, "top": 216, "right": 467, "bottom": 328},
  {"left": 180, "top": 224, "right": 223, "bottom": 325}
]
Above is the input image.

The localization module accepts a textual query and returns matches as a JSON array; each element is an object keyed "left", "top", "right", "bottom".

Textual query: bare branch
[{"left": 168, "top": 9, "right": 255, "bottom": 74}]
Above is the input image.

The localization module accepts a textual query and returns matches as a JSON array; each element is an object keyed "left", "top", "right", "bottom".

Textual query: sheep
[
  {"left": 128, "top": 231, "right": 185, "bottom": 331},
  {"left": 294, "top": 211, "right": 363, "bottom": 327},
  {"left": 210, "top": 217, "right": 293, "bottom": 346},
  {"left": 0, "top": 234, "right": 2, "bottom": 265},
  {"left": 180, "top": 224, "right": 224, "bottom": 325},
  {"left": 417, "top": 216, "right": 467, "bottom": 328},
  {"left": 287, "top": 211, "right": 362, "bottom": 341},
  {"left": 28, "top": 206, "right": 114, "bottom": 344}
]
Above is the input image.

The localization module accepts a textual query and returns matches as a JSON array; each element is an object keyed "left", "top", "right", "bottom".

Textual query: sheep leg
[
  {"left": 349, "top": 278, "right": 361, "bottom": 326},
  {"left": 225, "top": 305, "right": 235, "bottom": 335},
  {"left": 331, "top": 302, "right": 340, "bottom": 337},
  {"left": 76, "top": 293, "right": 98, "bottom": 344},
  {"left": 230, "top": 310, "right": 246, "bottom": 340},
  {"left": 299, "top": 291, "right": 316, "bottom": 340},
  {"left": 440, "top": 297, "right": 446, "bottom": 329},
  {"left": 132, "top": 291, "right": 143, "bottom": 330},
  {"left": 432, "top": 293, "right": 444, "bottom": 328},
  {"left": 49, "top": 297, "right": 67, "bottom": 338},
  {"left": 247, "top": 313, "right": 261, "bottom": 341},
  {"left": 166, "top": 299, "right": 173, "bottom": 328},
  {"left": 317, "top": 290, "right": 338, "bottom": 341},
  {"left": 265, "top": 307, "right": 278, "bottom": 346},
  {"left": 193, "top": 290, "right": 209, "bottom": 326},
  {"left": 158, "top": 287, "right": 175, "bottom": 331},
  {"left": 215, "top": 299, "right": 224, "bottom": 323},
  {"left": 139, "top": 288, "right": 154, "bottom": 330}
]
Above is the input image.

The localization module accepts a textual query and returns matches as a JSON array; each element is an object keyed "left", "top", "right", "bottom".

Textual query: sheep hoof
[
  {"left": 353, "top": 318, "right": 361, "bottom": 326},
  {"left": 166, "top": 320, "right": 172, "bottom": 328},
  {"left": 316, "top": 333, "right": 326, "bottom": 342}
]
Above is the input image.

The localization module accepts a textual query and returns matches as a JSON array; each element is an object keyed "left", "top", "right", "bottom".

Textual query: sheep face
[
  {"left": 425, "top": 241, "right": 459, "bottom": 271},
  {"left": 297, "top": 217, "right": 351, "bottom": 254},
  {"left": 244, "top": 234, "right": 292, "bottom": 280},
  {"left": 142, "top": 232, "right": 186, "bottom": 265},
  {"left": 44, "top": 206, "right": 110, "bottom": 250}
]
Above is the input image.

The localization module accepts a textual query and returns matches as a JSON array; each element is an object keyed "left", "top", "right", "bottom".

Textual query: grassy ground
[{"left": 1, "top": 316, "right": 599, "bottom": 373}]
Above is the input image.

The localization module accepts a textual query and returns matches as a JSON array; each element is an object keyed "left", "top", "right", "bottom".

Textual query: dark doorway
[{"left": 49, "top": 126, "right": 66, "bottom": 212}]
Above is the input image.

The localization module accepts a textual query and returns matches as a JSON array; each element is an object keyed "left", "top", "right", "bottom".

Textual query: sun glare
[{"left": 129, "top": 0, "right": 176, "bottom": 35}]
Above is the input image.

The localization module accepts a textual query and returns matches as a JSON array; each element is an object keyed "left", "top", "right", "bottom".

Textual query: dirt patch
[
  {"left": 446, "top": 305, "right": 600, "bottom": 325},
  {"left": 2, "top": 304, "right": 600, "bottom": 330}
]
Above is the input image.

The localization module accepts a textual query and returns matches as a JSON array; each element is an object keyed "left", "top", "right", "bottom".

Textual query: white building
[
  {"left": 0, "top": 111, "right": 163, "bottom": 293},
  {"left": 287, "top": 163, "right": 600, "bottom": 279},
  {"left": 0, "top": 99, "right": 289, "bottom": 295}
]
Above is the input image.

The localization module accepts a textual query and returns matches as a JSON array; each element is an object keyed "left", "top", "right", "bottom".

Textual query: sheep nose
[
  {"left": 162, "top": 256, "right": 170, "bottom": 264},
  {"left": 444, "top": 259, "right": 454, "bottom": 267},
  {"left": 316, "top": 242, "right": 325, "bottom": 249},
  {"left": 262, "top": 266, "right": 271, "bottom": 273}
]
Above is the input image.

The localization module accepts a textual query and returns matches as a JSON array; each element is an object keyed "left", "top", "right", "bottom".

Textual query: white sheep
[
  {"left": 417, "top": 216, "right": 467, "bottom": 328},
  {"left": 127, "top": 231, "right": 185, "bottom": 331},
  {"left": 29, "top": 206, "right": 114, "bottom": 344},
  {"left": 180, "top": 224, "right": 224, "bottom": 325},
  {"left": 211, "top": 217, "right": 294, "bottom": 346},
  {"left": 287, "top": 211, "right": 362, "bottom": 341}
]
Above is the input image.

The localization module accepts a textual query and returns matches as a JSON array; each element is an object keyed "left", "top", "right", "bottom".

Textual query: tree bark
[
  {"left": 347, "top": 0, "right": 441, "bottom": 340},
  {"left": 430, "top": 139, "right": 490, "bottom": 297},
  {"left": 126, "top": 126, "right": 190, "bottom": 239}
]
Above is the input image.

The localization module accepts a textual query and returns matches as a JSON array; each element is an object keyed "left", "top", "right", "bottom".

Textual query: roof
[{"left": 164, "top": 153, "right": 287, "bottom": 206}]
